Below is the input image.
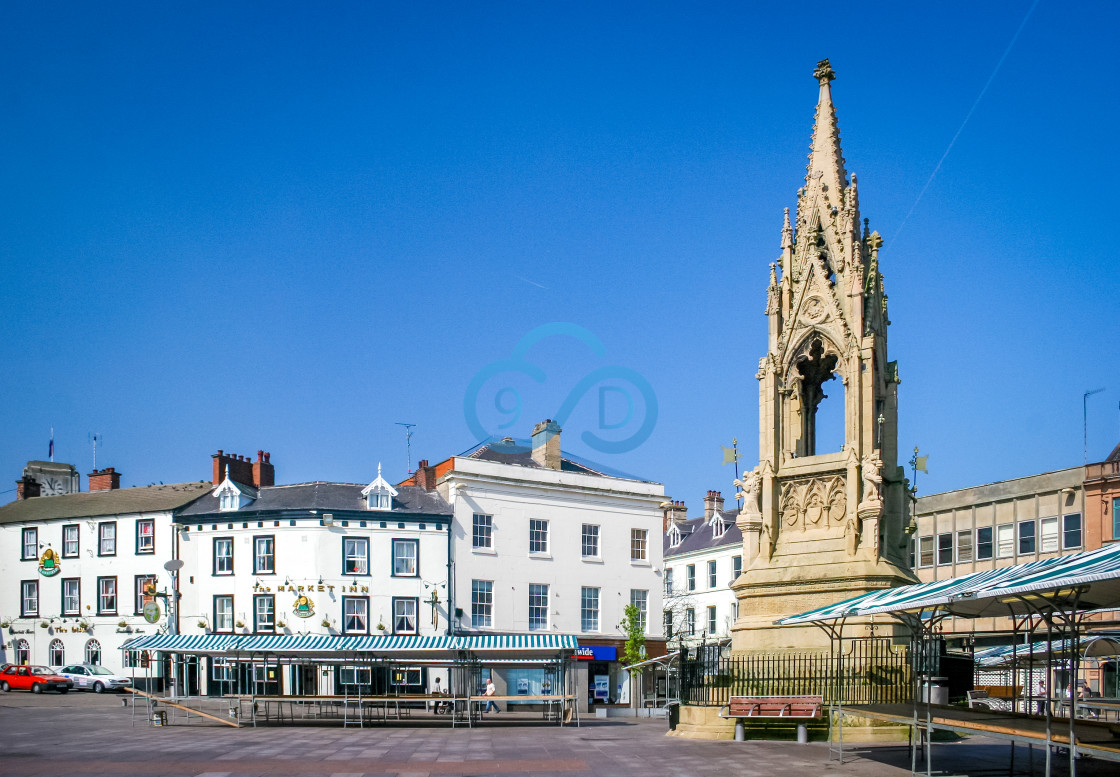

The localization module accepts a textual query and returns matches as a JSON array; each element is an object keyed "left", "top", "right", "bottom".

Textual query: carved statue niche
[
  {"left": 858, "top": 453, "right": 883, "bottom": 509},
  {"left": 781, "top": 485, "right": 801, "bottom": 530},
  {"left": 804, "top": 485, "right": 825, "bottom": 525},
  {"left": 824, "top": 477, "right": 846, "bottom": 524}
]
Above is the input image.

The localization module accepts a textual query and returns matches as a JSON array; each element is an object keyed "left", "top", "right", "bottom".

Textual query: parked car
[
  {"left": 0, "top": 665, "right": 72, "bottom": 693},
  {"left": 57, "top": 664, "right": 133, "bottom": 693}
]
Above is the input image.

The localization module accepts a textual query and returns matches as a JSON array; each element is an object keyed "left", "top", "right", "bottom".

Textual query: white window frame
[
  {"left": 686, "top": 564, "right": 696, "bottom": 591},
  {"left": 707, "top": 560, "right": 717, "bottom": 588},
  {"left": 393, "top": 597, "right": 418, "bottom": 635},
  {"left": 213, "top": 537, "right": 233, "bottom": 575},
  {"left": 528, "top": 584, "right": 549, "bottom": 630},
  {"left": 21, "top": 528, "right": 37, "bottom": 560},
  {"left": 97, "top": 577, "right": 117, "bottom": 615},
  {"left": 253, "top": 536, "right": 275, "bottom": 574},
  {"left": 581, "top": 524, "right": 600, "bottom": 558},
  {"left": 343, "top": 537, "right": 369, "bottom": 575},
  {"left": 707, "top": 605, "right": 717, "bottom": 635},
  {"left": 343, "top": 597, "right": 369, "bottom": 635},
  {"left": 62, "top": 578, "right": 80, "bottom": 615},
  {"left": 956, "top": 530, "right": 973, "bottom": 563},
  {"left": 471, "top": 580, "right": 493, "bottom": 628},
  {"left": 21, "top": 580, "right": 38, "bottom": 616},
  {"left": 529, "top": 519, "right": 549, "bottom": 555},
  {"left": 63, "top": 525, "right": 79, "bottom": 558},
  {"left": 254, "top": 595, "right": 275, "bottom": 633},
  {"left": 630, "top": 589, "right": 648, "bottom": 633},
  {"left": 918, "top": 535, "right": 934, "bottom": 567},
  {"left": 630, "top": 529, "right": 648, "bottom": 562},
  {"left": 581, "top": 587, "right": 600, "bottom": 632},
  {"left": 472, "top": 514, "right": 493, "bottom": 549},
  {"left": 98, "top": 522, "right": 116, "bottom": 556},
  {"left": 392, "top": 538, "right": 418, "bottom": 577},
  {"left": 214, "top": 595, "right": 234, "bottom": 633},
  {"left": 1040, "top": 516, "right": 1059, "bottom": 554},
  {"left": 136, "top": 519, "right": 155, "bottom": 554},
  {"left": 996, "top": 523, "right": 1014, "bottom": 558}
]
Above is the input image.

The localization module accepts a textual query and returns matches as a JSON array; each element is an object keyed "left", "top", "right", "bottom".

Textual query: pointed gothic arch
[{"left": 784, "top": 330, "right": 847, "bottom": 457}]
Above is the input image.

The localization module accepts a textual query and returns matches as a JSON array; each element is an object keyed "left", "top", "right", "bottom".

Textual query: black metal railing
[{"left": 679, "top": 637, "right": 913, "bottom": 707}]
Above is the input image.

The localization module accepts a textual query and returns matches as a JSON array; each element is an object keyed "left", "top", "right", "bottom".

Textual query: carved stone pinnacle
[{"left": 814, "top": 59, "right": 835, "bottom": 84}]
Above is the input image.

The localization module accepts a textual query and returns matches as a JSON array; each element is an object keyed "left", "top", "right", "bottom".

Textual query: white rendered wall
[{"left": 445, "top": 457, "right": 666, "bottom": 641}]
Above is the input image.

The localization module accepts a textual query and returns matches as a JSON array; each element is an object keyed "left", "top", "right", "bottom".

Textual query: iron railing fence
[{"left": 679, "top": 637, "right": 913, "bottom": 707}]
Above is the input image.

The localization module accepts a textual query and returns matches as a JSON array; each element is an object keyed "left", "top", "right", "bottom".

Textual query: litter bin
[
  {"left": 667, "top": 702, "right": 680, "bottom": 730},
  {"left": 921, "top": 677, "right": 949, "bottom": 706}
]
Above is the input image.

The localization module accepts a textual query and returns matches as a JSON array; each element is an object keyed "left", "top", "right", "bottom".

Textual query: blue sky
[{"left": 2, "top": 1, "right": 1117, "bottom": 509}]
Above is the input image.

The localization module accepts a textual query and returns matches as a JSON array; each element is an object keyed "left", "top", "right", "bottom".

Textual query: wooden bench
[{"left": 718, "top": 695, "right": 823, "bottom": 742}]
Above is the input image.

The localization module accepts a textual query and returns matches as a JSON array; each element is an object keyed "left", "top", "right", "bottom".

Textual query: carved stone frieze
[{"left": 778, "top": 475, "right": 846, "bottom": 532}]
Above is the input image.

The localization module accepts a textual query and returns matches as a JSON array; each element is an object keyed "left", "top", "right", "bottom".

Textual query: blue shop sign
[{"left": 575, "top": 646, "right": 617, "bottom": 661}]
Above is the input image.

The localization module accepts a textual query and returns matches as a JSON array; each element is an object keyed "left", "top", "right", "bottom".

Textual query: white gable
[
  {"left": 361, "top": 463, "right": 398, "bottom": 511},
  {"left": 213, "top": 474, "right": 255, "bottom": 512}
]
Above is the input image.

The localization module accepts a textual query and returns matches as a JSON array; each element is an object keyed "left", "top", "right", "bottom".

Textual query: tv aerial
[{"left": 395, "top": 423, "right": 416, "bottom": 474}]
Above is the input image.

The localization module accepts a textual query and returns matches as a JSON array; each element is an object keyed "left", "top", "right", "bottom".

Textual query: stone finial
[{"left": 814, "top": 59, "right": 835, "bottom": 84}]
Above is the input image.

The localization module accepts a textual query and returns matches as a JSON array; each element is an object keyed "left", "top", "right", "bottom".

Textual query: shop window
[{"left": 340, "top": 665, "right": 372, "bottom": 686}]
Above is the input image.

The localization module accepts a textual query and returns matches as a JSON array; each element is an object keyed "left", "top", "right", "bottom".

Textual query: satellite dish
[{"left": 163, "top": 559, "right": 185, "bottom": 571}]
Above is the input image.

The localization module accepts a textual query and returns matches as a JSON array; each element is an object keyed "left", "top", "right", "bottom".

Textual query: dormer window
[
  {"left": 668, "top": 524, "right": 682, "bottom": 547},
  {"left": 711, "top": 516, "right": 726, "bottom": 539},
  {"left": 361, "top": 463, "right": 398, "bottom": 512},
  {"left": 213, "top": 471, "right": 256, "bottom": 513}
]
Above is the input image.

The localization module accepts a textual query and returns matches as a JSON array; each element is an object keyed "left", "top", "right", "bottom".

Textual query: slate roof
[
  {"left": 664, "top": 509, "right": 742, "bottom": 558},
  {"left": 178, "top": 482, "right": 451, "bottom": 519},
  {"left": 0, "top": 482, "right": 212, "bottom": 525},
  {"left": 459, "top": 437, "right": 654, "bottom": 483}
]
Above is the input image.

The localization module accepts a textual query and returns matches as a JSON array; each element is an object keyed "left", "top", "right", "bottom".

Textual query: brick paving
[{"left": 0, "top": 692, "right": 1113, "bottom": 776}]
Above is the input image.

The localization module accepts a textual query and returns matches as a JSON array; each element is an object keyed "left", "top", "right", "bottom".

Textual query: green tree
[{"left": 620, "top": 603, "right": 646, "bottom": 672}]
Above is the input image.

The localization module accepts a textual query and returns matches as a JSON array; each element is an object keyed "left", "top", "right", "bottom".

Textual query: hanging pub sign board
[
  {"left": 38, "top": 548, "right": 60, "bottom": 577},
  {"left": 293, "top": 595, "right": 315, "bottom": 618},
  {"left": 143, "top": 601, "right": 161, "bottom": 624}
]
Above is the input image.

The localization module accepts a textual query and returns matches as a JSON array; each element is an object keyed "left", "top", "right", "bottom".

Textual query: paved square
[{"left": 0, "top": 693, "right": 1111, "bottom": 776}]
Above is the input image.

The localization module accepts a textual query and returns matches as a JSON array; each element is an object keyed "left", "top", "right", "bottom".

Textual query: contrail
[
  {"left": 516, "top": 275, "right": 549, "bottom": 289},
  {"left": 889, "top": 0, "right": 1041, "bottom": 249}
]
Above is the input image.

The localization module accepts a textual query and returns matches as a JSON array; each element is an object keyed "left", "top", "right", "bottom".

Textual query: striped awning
[
  {"left": 777, "top": 543, "right": 1120, "bottom": 626},
  {"left": 121, "top": 633, "right": 579, "bottom": 656}
]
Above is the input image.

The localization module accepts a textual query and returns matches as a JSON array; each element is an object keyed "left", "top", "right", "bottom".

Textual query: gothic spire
[{"left": 805, "top": 59, "right": 847, "bottom": 207}]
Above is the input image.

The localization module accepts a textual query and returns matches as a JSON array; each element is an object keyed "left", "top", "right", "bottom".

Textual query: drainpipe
[{"left": 446, "top": 515, "right": 453, "bottom": 636}]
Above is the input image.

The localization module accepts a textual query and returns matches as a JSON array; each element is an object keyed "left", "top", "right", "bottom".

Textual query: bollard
[
  {"left": 797, "top": 722, "right": 808, "bottom": 744},
  {"left": 734, "top": 720, "right": 746, "bottom": 741}
]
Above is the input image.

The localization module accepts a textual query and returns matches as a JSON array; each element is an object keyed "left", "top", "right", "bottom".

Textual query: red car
[{"left": 0, "top": 665, "right": 72, "bottom": 693}]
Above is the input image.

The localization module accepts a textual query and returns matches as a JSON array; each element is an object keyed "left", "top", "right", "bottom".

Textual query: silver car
[{"left": 57, "top": 664, "right": 133, "bottom": 693}]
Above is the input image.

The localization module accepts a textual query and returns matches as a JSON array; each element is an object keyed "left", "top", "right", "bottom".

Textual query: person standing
[{"left": 484, "top": 676, "right": 500, "bottom": 713}]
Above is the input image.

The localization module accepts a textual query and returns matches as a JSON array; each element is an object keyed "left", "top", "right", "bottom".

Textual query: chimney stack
[
  {"left": 703, "top": 490, "right": 725, "bottom": 520},
  {"left": 212, "top": 449, "right": 275, "bottom": 487},
  {"left": 88, "top": 467, "right": 121, "bottom": 492},
  {"left": 662, "top": 500, "right": 688, "bottom": 531},
  {"left": 413, "top": 459, "right": 437, "bottom": 491},
  {"left": 16, "top": 476, "right": 41, "bottom": 500},
  {"left": 253, "top": 450, "right": 275, "bottom": 488},
  {"left": 530, "top": 420, "right": 562, "bottom": 470}
]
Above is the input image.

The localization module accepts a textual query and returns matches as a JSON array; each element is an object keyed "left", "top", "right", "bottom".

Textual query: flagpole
[{"left": 49, "top": 428, "right": 54, "bottom": 462}]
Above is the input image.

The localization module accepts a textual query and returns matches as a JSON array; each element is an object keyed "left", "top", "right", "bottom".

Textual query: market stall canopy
[
  {"left": 777, "top": 543, "right": 1120, "bottom": 626},
  {"left": 121, "top": 633, "right": 579, "bottom": 659}
]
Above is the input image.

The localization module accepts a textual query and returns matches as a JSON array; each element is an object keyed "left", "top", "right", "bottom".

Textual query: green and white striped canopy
[
  {"left": 777, "top": 543, "right": 1120, "bottom": 626},
  {"left": 120, "top": 632, "right": 579, "bottom": 657}
]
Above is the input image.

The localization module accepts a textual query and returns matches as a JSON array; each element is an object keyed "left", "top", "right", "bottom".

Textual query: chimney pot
[{"left": 530, "top": 420, "right": 562, "bottom": 470}]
